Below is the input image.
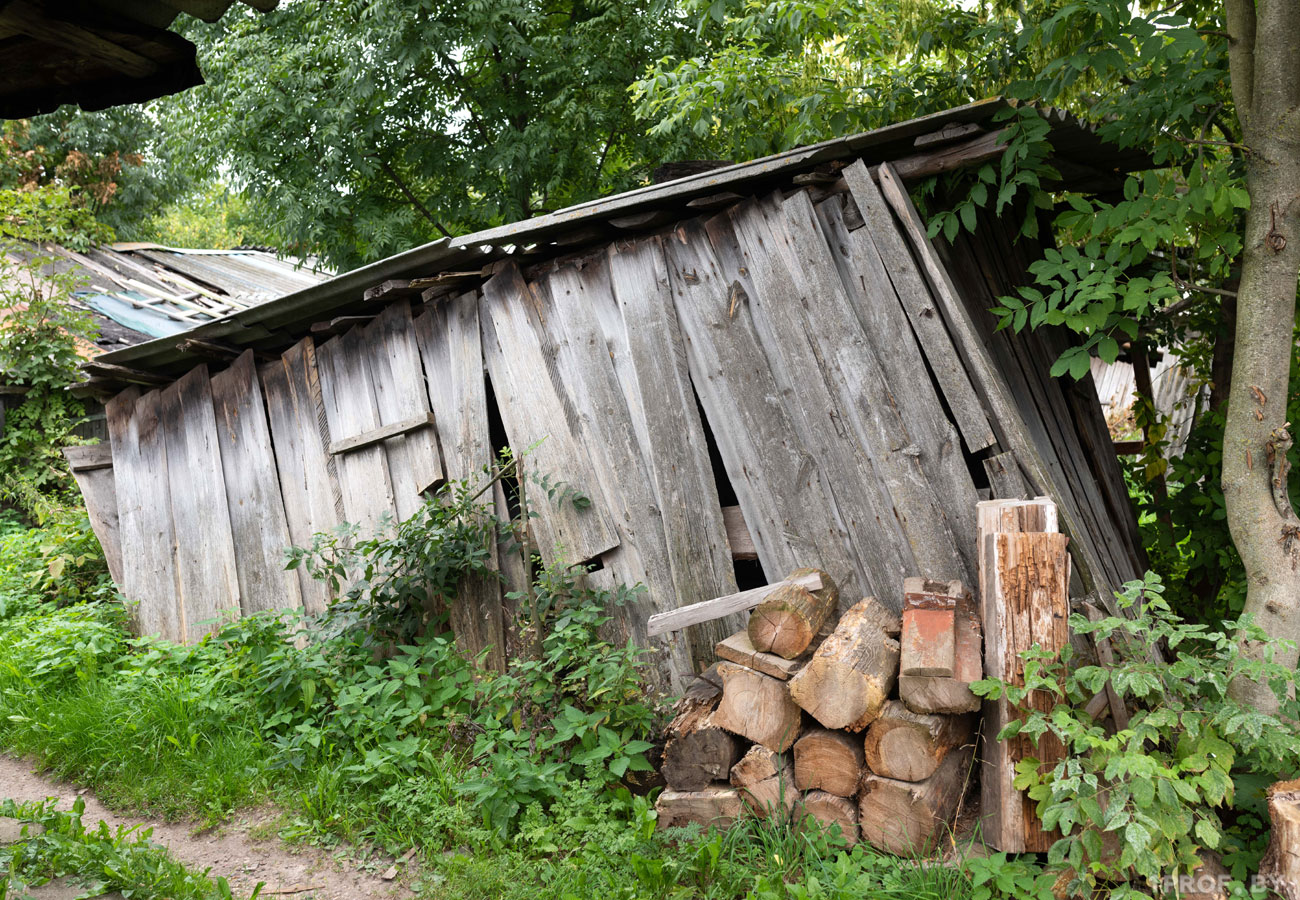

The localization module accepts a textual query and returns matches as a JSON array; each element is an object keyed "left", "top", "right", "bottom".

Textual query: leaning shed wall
[{"left": 66, "top": 102, "right": 1148, "bottom": 692}]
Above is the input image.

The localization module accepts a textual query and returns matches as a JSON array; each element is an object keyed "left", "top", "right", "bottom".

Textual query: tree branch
[{"left": 372, "top": 155, "right": 452, "bottom": 239}]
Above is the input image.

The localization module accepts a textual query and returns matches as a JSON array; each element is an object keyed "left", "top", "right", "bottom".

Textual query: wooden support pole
[{"left": 978, "top": 497, "right": 1070, "bottom": 853}]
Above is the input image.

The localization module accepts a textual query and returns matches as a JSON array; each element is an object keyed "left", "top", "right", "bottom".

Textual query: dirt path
[{"left": 0, "top": 754, "right": 416, "bottom": 900}]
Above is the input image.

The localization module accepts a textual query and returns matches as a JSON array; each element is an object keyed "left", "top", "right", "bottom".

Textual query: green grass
[{"left": 0, "top": 798, "right": 257, "bottom": 899}]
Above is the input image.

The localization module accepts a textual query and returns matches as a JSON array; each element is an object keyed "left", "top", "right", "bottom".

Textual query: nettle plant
[{"left": 973, "top": 572, "right": 1300, "bottom": 896}]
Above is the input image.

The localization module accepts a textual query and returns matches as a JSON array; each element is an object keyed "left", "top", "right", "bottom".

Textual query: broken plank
[
  {"left": 413, "top": 292, "right": 506, "bottom": 673},
  {"left": 715, "top": 630, "right": 804, "bottom": 680},
  {"left": 63, "top": 443, "right": 112, "bottom": 471},
  {"left": 66, "top": 455, "right": 124, "bottom": 587},
  {"left": 647, "top": 573, "right": 823, "bottom": 637},
  {"left": 211, "top": 351, "right": 303, "bottom": 616},
  {"left": 327, "top": 412, "right": 437, "bottom": 456},
  {"left": 722, "top": 505, "right": 757, "bottom": 560}
]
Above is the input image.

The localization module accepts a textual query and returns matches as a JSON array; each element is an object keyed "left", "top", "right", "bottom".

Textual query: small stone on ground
[
  {"left": 12, "top": 876, "right": 123, "bottom": 899},
  {"left": 0, "top": 815, "right": 44, "bottom": 844}
]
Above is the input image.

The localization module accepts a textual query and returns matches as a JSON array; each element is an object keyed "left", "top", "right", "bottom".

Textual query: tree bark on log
[
  {"left": 711, "top": 662, "right": 804, "bottom": 751},
  {"left": 798, "top": 790, "right": 860, "bottom": 845},
  {"left": 730, "top": 745, "right": 797, "bottom": 818},
  {"left": 793, "top": 728, "right": 864, "bottom": 797},
  {"left": 662, "top": 704, "right": 742, "bottom": 791},
  {"left": 748, "top": 567, "right": 838, "bottom": 659},
  {"left": 862, "top": 701, "right": 974, "bottom": 782},
  {"left": 788, "top": 597, "right": 900, "bottom": 731},
  {"left": 859, "top": 746, "right": 973, "bottom": 856}
]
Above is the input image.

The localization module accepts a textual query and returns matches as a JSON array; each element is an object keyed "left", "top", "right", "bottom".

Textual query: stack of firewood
[{"left": 655, "top": 573, "right": 983, "bottom": 855}]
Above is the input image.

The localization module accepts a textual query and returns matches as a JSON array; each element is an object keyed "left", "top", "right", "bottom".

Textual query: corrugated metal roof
[
  {"left": 1, "top": 242, "right": 330, "bottom": 348},
  {"left": 91, "top": 99, "right": 1152, "bottom": 384}
]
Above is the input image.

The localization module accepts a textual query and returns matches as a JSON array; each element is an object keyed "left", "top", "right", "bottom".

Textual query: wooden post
[
  {"left": 977, "top": 497, "right": 1070, "bottom": 853},
  {"left": 1260, "top": 779, "right": 1300, "bottom": 900}
]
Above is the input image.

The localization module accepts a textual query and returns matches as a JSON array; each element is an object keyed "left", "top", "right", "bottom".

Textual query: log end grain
[
  {"left": 793, "top": 728, "right": 864, "bottom": 797},
  {"left": 748, "top": 568, "right": 839, "bottom": 659},
  {"left": 657, "top": 786, "right": 744, "bottom": 830},
  {"left": 798, "top": 790, "right": 859, "bottom": 846},
  {"left": 712, "top": 662, "right": 803, "bottom": 752}
]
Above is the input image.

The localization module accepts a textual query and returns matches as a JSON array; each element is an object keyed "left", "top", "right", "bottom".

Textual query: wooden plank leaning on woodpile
[{"left": 646, "top": 572, "right": 823, "bottom": 637}]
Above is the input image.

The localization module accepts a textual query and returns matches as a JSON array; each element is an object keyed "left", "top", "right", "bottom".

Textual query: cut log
[
  {"left": 716, "top": 630, "right": 805, "bottom": 680},
  {"left": 661, "top": 666, "right": 743, "bottom": 791},
  {"left": 731, "top": 745, "right": 797, "bottom": 819},
  {"left": 859, "top": 746, "right": 973, "bottom": 856},
  {"left": 899, "top": 601, "right": 983, "bottom": 714},
  {"left": 797, "top": 791, "right": 860, "bottom": 845},
  {"left": 711, "top": 663, "right": 804, "bottom": 752},
  {"left": 978, "top": 498, "right": 1070, "bottom": 854},
  {"left": 1260, "top": 780, "right": 1300, "bottom": 900},
  {"left": 656, "top": 786, "right": 744, "bottom": 830},
  {"left": 793, "top": 728, "right": 863, "bottom": 797},
  {"left": 861, "top": 701, "right": 974, "bottom": 782},
  {"left": 788, "top": 597, "right": 900, "bottom": 731},
  {"left": 748, "top": 567, "right": 838, "bottom": 659},
  {"left": 647, "top": 572, "right": 823, "bottom": 637}
]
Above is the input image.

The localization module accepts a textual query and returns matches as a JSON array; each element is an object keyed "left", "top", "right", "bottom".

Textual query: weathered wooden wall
[{"left": 75, "top": 161, "right": 1141, "bottom": 690}]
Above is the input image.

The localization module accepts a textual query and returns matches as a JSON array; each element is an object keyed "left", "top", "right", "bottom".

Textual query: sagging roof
[
  {"left": 1, "top": 241, "right": 328, "bottom": 352},
  {"left": 0, "top": 1, "right": 276, "bottom": 119},
  {"left": 88, "top": 99, "right": 1151, "bottom": 388}
]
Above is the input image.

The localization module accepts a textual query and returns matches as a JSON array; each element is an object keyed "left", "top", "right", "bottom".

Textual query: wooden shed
[{"left": 68, "top": 100, "right": 1148, "bottom": 691}]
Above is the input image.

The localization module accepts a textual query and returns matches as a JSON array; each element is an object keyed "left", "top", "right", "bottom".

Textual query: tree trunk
[
  {"left": 656, "top": 786, "right": 745, "bottom": 830},
  {"left": 858, "top": 745, "right": 973, "bottom": 856},
  {"left": 1221, "top": 0, "right": 1300, "bottom": 714}
]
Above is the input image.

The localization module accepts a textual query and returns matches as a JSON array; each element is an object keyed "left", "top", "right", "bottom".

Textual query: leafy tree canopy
[{"left": 158, "top": 0, "right": 709, "bottom": 270}]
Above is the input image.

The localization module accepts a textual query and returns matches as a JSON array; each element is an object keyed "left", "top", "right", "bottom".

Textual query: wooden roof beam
[{"left": 0, "top": 2, "right": 159, "bottom": 78}]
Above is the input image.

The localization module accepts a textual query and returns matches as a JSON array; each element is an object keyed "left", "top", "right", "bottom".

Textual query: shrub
[{"left": 973, "top": 571, "right": 1300, "bottom": 896}]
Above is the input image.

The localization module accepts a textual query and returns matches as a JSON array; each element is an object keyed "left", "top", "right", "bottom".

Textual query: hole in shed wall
[{"left": 689, "top": 380, "right": 768, "bottom": 593}]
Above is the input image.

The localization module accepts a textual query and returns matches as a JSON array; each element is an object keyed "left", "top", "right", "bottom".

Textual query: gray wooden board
[
  {"left": 68, "top": 460, "right": 124, "bottom": 588},
  {"left": 814, "top": 193, "right": 981, "bottom": 575},
  {"left": 607, "top": 235, "right": 742, "bottom": 668},
  {"left": 478, "top": 263, "right": 619, "bottom": 566},
  {"left": 773, "top": 189, "right": 976, "bottom": 586},
  {"left": 360, "top": 300, "right": 444, "bottom": 518},
  {"left": 532, "top": 259, "right": 682, "bottom": 687},
  {"left": 160, "top": 366, "right": 241, "bottom": 641},
  {"left": 413, "top": 292, "right": 506, "bottom": 673},
  {"left": 841, "top": 160, "right": 996, "bottom": 452},
  {"left": 716, "top": 193, "right": 906, "bottom": 602},
  {"left": 875, "top": 163, "right": 1120, "bottom": 617},
  {"left": 259, "top": 338, "right": 342, "bottom": 614},
  {"left": 983, "top": 450, "right": 1032, "bottom": 500},
  {"left": 664, "top": 217, "right": 865, "bottom": 611},
  {"left": 315, "top": 328, "right": 399, "bottom": 536},
  {"left": 107, "top": 387, "right": 181, "bottom": 640},
  {"left": 210, "top": 351, "right": 304, "bottom": 615}
]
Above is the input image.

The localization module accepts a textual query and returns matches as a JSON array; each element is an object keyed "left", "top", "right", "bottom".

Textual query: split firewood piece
[
  {"left": 730, "top": 745, "right": 797, "bottom": 818},
  {"left": 661, "top": 667, "right": 743, "bottom": 791},
  {"left": 861, "top": 701, "right": 974, "bottom": 782},
  {"left": 656, "top": 786, "right": 744, "bottom": 830},
  {"left": 788, "top": 597, "right": 900, "bottom": 731},
  {"left": 793, "top": 728, "right": 864, "bottom": 797},
  {"left": 901, "top": 578, "right": 970, "bottom": 677},
  {"left": 797, "top": 791, "right": 860, "bottom": 845},
  {"left": 899, "top": 601, "right": 982, "bottom": 714},
  {"left": 716, "top": 630, "right": 805, "bottom": 680},
  {"left": 748, "top": 567, "right": 839, "bottom": 659},
  {"left": 711, "top": 662, "right": 803, "bottom": 751},
  {"left": 858, "top": 745, "right": 973, "bottom": 856}
]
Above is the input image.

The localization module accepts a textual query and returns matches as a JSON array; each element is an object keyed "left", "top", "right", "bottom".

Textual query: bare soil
[{"left": 0, "top": 754, "right": 416, "bottom": 900}]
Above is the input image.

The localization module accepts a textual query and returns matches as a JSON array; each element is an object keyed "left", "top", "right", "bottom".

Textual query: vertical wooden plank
[
  {"left": 607, "top": 236, "right": 742, "bottom": 670},
  {"left": 211, "top": 351, "right": 304, "bottom": 615},
  {"left": 977, "top": 499, "right": 1069, "bottom": 853},
  {"left": 66, "top": 461, "right": 125, "bottom": 588},
  {"left": 413, "top": 292, "right": 506, "bottom": 673},
  {"left": 259, "top": 338, "right": 342, "bottom": 614},
  {"left": 361, "top": 300, "right": 444, "bottom": 519},
  {"left": 107, "top": 387, "right": 182, "bottom": 640},
  {"left": 664, "top": 217, "right": 866, "bottom": 606},
  {"left": 478, "top": 263, "right": 620, "bottom": 566},
  {"left": 841, "top": 161, "right": 996, "bottom": 452},
  {"left": 316, "top": 328, "right": 399, "bottom": 536},
  {"left": 814, "top": 194, "right": 982, "bottom": 568},
  {"left": 160, "top": 366, "right": 241, "bottom": 642}
]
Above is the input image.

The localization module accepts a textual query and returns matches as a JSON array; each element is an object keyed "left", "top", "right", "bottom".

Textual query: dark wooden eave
[{"left": 0, "top": 0, "right": 276, "bottom": 119}]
